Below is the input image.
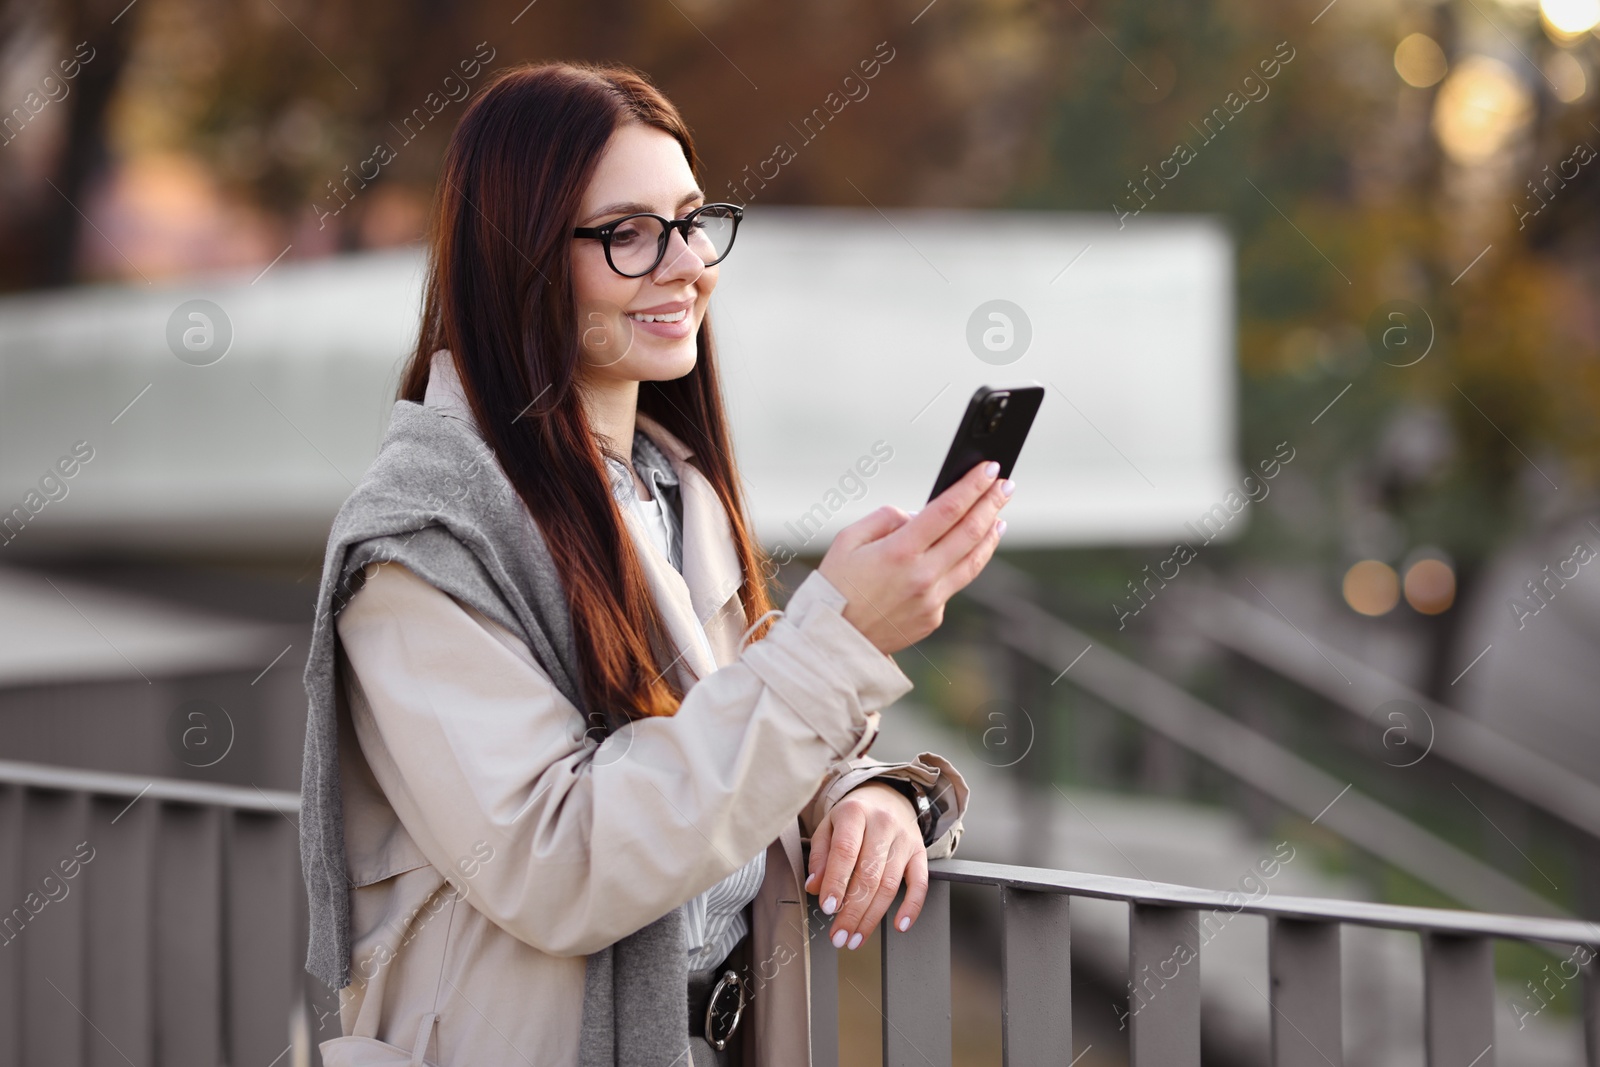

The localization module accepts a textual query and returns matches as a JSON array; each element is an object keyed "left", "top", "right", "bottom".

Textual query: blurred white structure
[{"left": 0, "top": 208, "right": 1235, "bottom": 558}]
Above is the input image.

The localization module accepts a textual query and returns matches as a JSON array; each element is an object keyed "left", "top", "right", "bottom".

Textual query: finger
[
  {"left": 926, "top": 473, "right": 1013, "bottom": 576},
  {"left": 834, "top": 504, "right": 913, "bottom": 553},
  {"left": 937, "top": 502, "right": 1008, "bottom": 600},
  {"left": 805, "top": 814, "right": 833, "bottom": 899},
  {"left": 817, "top": 805, "right": 865, "bottom": 928},
  {"left": 894, "top": 847, "right": 930, "bottom": 934},
  {"left": 852, "top": 837, "right": 913, "bottom": 945},
  {"left": 896, "top": 460, "right": 999, "bottom": 555},
  {"left": 830, "top": 817, "right": 894, "bottom": 947}
]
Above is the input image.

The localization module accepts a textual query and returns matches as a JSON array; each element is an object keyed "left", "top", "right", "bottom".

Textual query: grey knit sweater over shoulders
[{"left": 298, "top": 397, "right": 691, "bottom": 1065}]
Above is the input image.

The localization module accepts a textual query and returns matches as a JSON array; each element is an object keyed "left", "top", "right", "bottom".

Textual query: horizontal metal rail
[
  {"left": 929, "top": 858, "right": 1600, "bottom": 946},
  {"left": 0, "top": 758, "right": 301, "bottom": 814}
]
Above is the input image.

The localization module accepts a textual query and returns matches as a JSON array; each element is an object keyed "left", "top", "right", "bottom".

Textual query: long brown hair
[{"left": 397, "top": 59, "right": 778, "bottom": 735}]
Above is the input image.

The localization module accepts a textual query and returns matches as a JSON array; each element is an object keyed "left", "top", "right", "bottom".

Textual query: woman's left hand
[{"left": 803, "top": 780, "right": 928, "bottom": 950}]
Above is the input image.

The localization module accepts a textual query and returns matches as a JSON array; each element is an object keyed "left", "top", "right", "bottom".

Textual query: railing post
[
  {"left": 86, "top": 791, "right": 157, "bottom": 1065},
  {"left": 19, "top": 788, "right": 89, "bottom": 1067},
  {"left": 1268, "top": 918, "right": 1342, "bottom": 1066},
  {"left": 999, "top": 886, "right": 1071, "bottom": 1067},
  {"left": 1422, "top": 933, "right": 1495, "bottom": 1067},
  {"left": 227, "top": 810, "right": 299, "bottom": 1066},
  {"left": 1128, "top": 904, "right": 1201, "bottom": 1067},
  {"left": 0, "top": 783, "right": 22, "bottom": 1067},
  {"left": 1583, "top": 949, "right": 1600, "bottom": 1067},
  {"left": 156, "top": 802, "right": 225, "bottom": 1067},
  {"left": 807, "top": 895, "right": 840, "bottom": 1067},
  {"left": 882, "top": 878, "right": 951, "bottom": 1067}
]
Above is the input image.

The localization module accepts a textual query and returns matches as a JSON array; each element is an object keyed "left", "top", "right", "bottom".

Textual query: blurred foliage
[
  {"left": 1, "top": 0, "right": 1596, "bottom": 669},
  {"left": 1016, "top": 1, "right": 1595, "bottom": 552}
]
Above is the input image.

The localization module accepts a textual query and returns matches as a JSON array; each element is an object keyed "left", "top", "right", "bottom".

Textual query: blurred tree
[
  {"left": 0, "top": 0, "right": 142, "bottom": 289},
  {"left": 0, "top": 0, "right": 1036, "bottom": 274},
  {"left": 1005, "top": 0, "right": 1599, "bottom": 701}
]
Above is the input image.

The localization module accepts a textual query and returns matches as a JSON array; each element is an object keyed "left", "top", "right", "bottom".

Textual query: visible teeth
[{"left": 627, "top": 308, "right": 687, "bottom": 323}]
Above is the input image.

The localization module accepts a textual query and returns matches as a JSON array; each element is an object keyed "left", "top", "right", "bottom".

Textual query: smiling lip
[
  {"left": 627, "top": 299, "right": 694, "bottom": 316},
  {"left": 625, "top": 299, "right": 694, "bottom": 339},
  {"left": 623, "top": 298, "right": 695, "bottom": 339}
]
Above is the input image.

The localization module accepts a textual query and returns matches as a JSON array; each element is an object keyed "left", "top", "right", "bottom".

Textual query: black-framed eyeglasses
[{"left": 572, "top": 203, "right": 743, "bottom": 278}]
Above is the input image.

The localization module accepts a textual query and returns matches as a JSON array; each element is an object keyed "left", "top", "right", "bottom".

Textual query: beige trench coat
[{"left": 322, "top": 374, "right": 970, "bottom": 1067}]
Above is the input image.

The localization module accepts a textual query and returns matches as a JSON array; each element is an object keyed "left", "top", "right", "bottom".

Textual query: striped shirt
[{"left": 604, "top": 427, "right": 766, "bottom": 972}]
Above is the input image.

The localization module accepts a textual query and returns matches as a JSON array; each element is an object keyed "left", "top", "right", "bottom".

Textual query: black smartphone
[{"left": 927, "top": 383, "right": 1044, "bottom": 503}]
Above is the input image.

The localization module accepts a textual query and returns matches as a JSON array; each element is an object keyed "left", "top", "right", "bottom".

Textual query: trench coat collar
[{"left": 628, "top": 410, "right": 748, "bottom": 674}]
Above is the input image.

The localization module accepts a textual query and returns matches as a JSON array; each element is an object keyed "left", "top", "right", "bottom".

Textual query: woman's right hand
[{"left": 817, "top": 460, "right": 1014, "bottom": 655}]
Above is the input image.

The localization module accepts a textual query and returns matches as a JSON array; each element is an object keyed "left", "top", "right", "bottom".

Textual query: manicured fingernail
[
  {"left": 847, "top": 932, "right": 863, "bottom": 950},
  {"left": 984, "top": 461, "right": 1000, "bottom": 478},
  {"left": 1000, "top": 478, "right": 1015, "bottom": 497},
  {"left": 832, "top": 929, "right": 848, "bottom": 949},
  {"left": 996, "top": 519, "right": 1008, "bottom": 536},
  {"left": 823, "top": 895, "right": 837, "bottom": 914},
  {"left": 805, "top": 871, "right": 817, "bottom": 890},
  {"left": 898, "top": 916, "right": 910, "bottom": 932}
]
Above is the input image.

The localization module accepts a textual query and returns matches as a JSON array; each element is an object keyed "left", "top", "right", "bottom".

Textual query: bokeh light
[
  {"left": 1403, "top": 558, "right": 1457, "bottom": 614},
  {"left": 1343, "top": 560, "right": 1401, "bottom": 616},
  {"left": 1431, "top": 54, "right": 1534, "bottom": 164},
  {"left": 1541, "top": 0, "right": 1600, "bottom": 36},
  {"left": 1395, "top": 33, "right": 1449, "bottom": 88},
  {"left": 1544, "top": 49, "right": 1589, "bottom": 101}
]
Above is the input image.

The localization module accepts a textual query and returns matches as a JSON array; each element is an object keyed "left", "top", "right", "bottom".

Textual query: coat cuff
[
  {"left": 801, "top": 751, "right": 970, "bottom": 860},
  {"left": 739, "top": 569, "right": 911, "bottom": 761},
  {"left": 781, "top": 569, "right": 914, "bottom": 708}
]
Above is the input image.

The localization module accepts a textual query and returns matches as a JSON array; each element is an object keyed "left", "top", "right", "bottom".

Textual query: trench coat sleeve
[
  {"left": 798, "top": 753, "right": 970, "bottom": 860},
  {"left": 334, "top": 559, "right": 913, "bottom": 958}
]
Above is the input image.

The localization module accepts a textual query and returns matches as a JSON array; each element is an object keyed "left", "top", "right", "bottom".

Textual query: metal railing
[
  {"left": 5, "top": 756, "right": 1599, "bottom": 1066},
  {"left": 808, "top": 858, "right": 1600, "bottom": 1067},
  {"left": 0, "top": 758, "right": 307, "bottom": 1067}
]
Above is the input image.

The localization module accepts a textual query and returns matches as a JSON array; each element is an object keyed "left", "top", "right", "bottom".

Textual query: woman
[{"left": 298, "top": 59, "right": 1013, "bottom": 1066}]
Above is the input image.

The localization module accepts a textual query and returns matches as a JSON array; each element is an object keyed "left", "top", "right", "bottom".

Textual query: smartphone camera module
[{"left": 979, "top": 392, "right": 1010, "bottom": 435}]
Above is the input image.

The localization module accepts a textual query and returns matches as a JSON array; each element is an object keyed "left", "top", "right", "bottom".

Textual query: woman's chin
[{"left": 636, "top": 337, "right": 698, "bottom": 379}]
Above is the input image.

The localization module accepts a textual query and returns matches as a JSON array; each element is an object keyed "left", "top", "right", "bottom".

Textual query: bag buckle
[{"left": 704, "top": 968, "right": 748, "bottom": 1051}]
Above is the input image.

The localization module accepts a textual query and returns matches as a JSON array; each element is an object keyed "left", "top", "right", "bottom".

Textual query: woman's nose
[{"left": 653, "top": 225, "right": 704, "bottom": 281}]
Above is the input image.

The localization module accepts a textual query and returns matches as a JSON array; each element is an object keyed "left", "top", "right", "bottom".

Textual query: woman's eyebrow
[{"left": 582, "top": 189, "right": 705, "bottom": 224}]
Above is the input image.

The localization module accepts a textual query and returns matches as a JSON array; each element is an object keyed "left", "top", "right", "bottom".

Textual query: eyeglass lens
[{"left": 609, "top": 207, "right": 737, "bottom": 275}]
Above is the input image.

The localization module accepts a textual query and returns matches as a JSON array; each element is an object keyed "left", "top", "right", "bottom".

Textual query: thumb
[
  {"left": 805, "top": 814, "right": 833, "bottom": 896},
  {"left": 835, "top": 505, "right": 912, "bottom": 552}
]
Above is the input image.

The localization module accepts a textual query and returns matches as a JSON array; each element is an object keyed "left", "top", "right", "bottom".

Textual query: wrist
[{"left": 872, "top": 777, "right": 937, "bottom": 847}]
